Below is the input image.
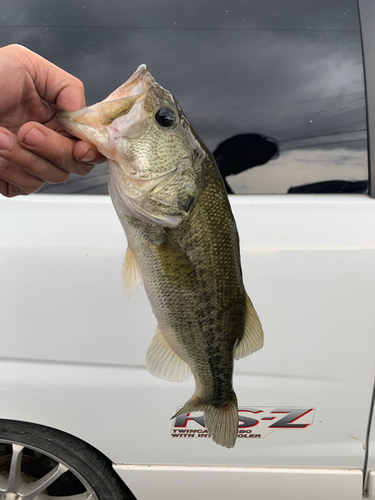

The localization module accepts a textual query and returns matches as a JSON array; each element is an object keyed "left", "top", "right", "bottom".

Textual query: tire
[{"left": 0, "top": 419, "right": 136, "bottom": 500}]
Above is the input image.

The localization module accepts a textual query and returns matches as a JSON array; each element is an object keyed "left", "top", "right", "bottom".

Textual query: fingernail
[
  {"left": 23, "top": 127, "right": 46, "bottom": 148},
  {"left": 79, "top": 150, "right": 97, "bottom": 162},
  {"left": 79, "top": 164, "right": 95, "bottom": 175},
  {"left": 0, "top": 132, "right": 15, "bottom": 152}
]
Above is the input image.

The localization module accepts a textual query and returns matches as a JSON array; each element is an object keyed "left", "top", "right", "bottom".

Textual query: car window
[{"left": 0, "top": 0, "right": 367, "bottom": 194}]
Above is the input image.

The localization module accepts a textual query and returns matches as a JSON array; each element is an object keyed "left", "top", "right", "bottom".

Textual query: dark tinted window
[{"left": 0, "top": 0, "right": 367, "bottom": 194}]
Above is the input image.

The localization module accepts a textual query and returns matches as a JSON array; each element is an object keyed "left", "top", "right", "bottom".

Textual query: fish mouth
[
  {"left": 105, "top": 64, "right": 154, "bottom": 100},
  {"left": 57, "top": 64, "right": 154, "bottom": 156}
]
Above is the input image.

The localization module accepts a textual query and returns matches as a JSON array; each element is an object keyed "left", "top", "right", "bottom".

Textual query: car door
[{"left": 1, "top": 1, "right": 374, "bottom": 500}]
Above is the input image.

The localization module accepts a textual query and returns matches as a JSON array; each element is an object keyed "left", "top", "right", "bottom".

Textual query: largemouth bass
[{"left": 58, "top": 65, "right": 264, "bottom": 448}]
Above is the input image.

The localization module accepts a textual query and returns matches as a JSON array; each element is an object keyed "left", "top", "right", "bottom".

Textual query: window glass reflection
[{"left": 0, "top": 0, "right": 367, "bottom": 194}]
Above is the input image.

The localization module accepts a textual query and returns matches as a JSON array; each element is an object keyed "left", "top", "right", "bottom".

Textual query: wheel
[{"left": 0, "top": 419, "right": 135, "bottom": 500}]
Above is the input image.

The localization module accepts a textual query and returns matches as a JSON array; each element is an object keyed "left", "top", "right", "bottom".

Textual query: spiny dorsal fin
[
  {"left": 121, "top": 246, "right": 142, "bottom": 299},
  {"left": 146, "top": 326, "right": 191, "bottom": 381},
  {"left": 234, "top": 293, "right": 264, "bottom": 360}
]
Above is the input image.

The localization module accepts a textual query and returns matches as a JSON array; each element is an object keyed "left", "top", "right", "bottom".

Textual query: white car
[{"left": 1, "top": 0, "right": 375, "bottom": 499}]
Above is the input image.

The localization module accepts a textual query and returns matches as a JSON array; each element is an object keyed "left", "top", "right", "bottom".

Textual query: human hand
[{"left": 0, "top": 44, "right": 105, "bottom": 197}]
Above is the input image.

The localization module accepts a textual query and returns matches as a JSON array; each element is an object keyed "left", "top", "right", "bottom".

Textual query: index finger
[{"left": 7, "top": 45, "right": 86, "bottom": 112}]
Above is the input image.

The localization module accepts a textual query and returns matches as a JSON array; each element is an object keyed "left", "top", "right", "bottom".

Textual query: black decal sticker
[
  {"left": 171, "top": 407, "right": 315, "bottom": 439},
  {"left": 174, "top": 412, "right": 205, "bottom": 428},
  {"left": 269, "top": 408, "right": 314, "bottom": 428},
  {"left": 238, "top": 408, "right": 262, "bottom": 428}
]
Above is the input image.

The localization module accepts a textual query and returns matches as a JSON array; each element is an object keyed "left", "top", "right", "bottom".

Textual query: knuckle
[
  {"left": 6, "top": 44, "right": 25, "bottom": 53},
  {"left": 23, "top": 159, "right": 46, "bottom": 179},
  {"left": 0, "top": 159, "right": 17, "bottom": 179},
  {"left": 8, "top": 43, "right": 25, "bottom": 50},
  {"left": 43, "top": 137, "right": 77, "bottom": 175},
  {"left": 72, "top": 77, "right": 85, "bottom": 94}
]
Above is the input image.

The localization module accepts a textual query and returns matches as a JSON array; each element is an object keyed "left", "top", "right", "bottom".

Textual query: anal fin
[
  {"left": 146, "top": 327, "right": 191, "bottom": 381},
  {"left": 121, "top": 246, "right": 142, "bottom": 299},
  {"left": 234, "top": 293, "right": 264, "bottom": 360}
]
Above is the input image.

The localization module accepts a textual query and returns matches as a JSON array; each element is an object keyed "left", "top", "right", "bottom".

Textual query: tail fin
[{"left": 172, "top": 392, "right": 238, "bottom": 448}]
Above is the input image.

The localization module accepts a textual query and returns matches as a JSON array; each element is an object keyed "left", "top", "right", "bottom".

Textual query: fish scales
[
  {"left": 140, "top": 173, "right": 244, "bottom": 399},
  {"left": 57, "top": 64, "right": 264, "bottom": 448}
]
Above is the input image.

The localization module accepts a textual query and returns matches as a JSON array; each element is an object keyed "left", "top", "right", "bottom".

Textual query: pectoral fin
[
  {"left": 234, "top": 293, "right": 264, "bottom": 360},
  {"left": 155, "top": 232, "right": 198, "bottom": 289},
  {"left": 121, "top": 246, "right": 142, "bottom": 299},
  {"left": 146, "top": 326, "right": 191, "bottom": 381}
]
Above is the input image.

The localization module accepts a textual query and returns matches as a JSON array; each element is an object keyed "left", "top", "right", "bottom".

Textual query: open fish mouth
[
  {"left": 104, "top": 63, "right": 154, "bottom": 100},
  {"left": 57, "top": 64, "right": 154, "bottom": 157}
]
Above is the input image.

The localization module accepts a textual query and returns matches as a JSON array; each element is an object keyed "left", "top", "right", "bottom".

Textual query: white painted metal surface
[
  {"left": 367, "top": 470, "right": 375, "bottom": 499},
  {"left": 114, "top": 465, "right": 363, "bottom": 500},
  {"left": 1, "top": 193, "right": 375, "bottom": 499}
]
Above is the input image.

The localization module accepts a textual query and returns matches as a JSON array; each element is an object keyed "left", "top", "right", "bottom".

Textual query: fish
[{"left": 57, "top": 65, "right": 264, "bottom": 448}]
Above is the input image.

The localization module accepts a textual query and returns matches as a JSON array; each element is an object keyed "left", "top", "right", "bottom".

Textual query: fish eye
[{"left": 155, "top": 107, "right": 176, "bottom": 128}]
